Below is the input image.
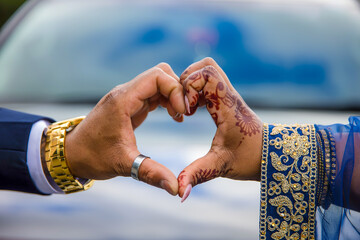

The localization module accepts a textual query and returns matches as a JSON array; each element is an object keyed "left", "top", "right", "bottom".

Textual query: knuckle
[
  {"left": 101, "top": 90, "right": 117, "bottom": 105},
  {"left": 201, "top": 66, "right": 219, "bottom": 83},
  {"left": 102, "top": 86, "right": 127, "bottom": 106},
  {"left": 151, "top": 67, "right": 164, "bottom": 76},
  {"left": 203, "top": 65, "right": 217, "bottom": 73},
  {"left": 203, "top": 57, "right": 216, "bottom": 65},
  {"left": 140, "top": 165, "right": 154, "bottom": 184},
  {"left": 156, "top": 62, "right": 171, "bottom": 71},
  {"left": 182, "top": 78, "right": 189, "bottom": 88},
  {"left": 180, "top": 71, "right": 188, "bottom": 83}
]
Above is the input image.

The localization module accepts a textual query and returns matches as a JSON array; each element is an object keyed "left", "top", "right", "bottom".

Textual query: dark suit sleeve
[{"left": 0, "top": 108, "right": 54, "bottom": 194}]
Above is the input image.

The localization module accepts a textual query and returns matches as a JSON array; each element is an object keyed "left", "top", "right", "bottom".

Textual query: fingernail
[
  {"left": 160, "top": 180, "right": 176, "bottom": 196},
  {"left": 181, "top": 184, "right": 192, "bottom": 203},
  {"left": 184, "top": 96, "right": 190, "bottom": 114},
  {"left": 174, "top": 113, "right": 181, "bottom": 119}
]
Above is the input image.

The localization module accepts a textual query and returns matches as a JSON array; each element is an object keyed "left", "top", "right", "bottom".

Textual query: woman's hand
[
  {"left": 64, "top": 63, "right": 185, "bottom": 195},
  {"left": 178, "top": 58, "right": 263, "bottom": 201}
]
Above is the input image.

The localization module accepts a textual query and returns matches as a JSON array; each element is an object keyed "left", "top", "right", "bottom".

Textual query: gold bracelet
[
  {"left": 45, "top": 116, "right": 94, "bottom": 194},
  {"left": 316, "top": 132, "right": 325, "bottom": 206},
  {"left": 319, "top": 129, "right": 331, "bottom": 208},
  {"left": 328, "top": 130, "right": 337, "bottom": 203}
]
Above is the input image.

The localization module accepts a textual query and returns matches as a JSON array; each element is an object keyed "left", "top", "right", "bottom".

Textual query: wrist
[
  {"left": 235, "top": 122, "right": 263, "bottom": 182},
  {"left": 64, "top": 129, "right": 81, "bottom": 178},
  {"left": 40, "top": 129, "right": 63, "bottom": 193},
  {"left": 45, "top": 117, "right": 94, "bottom": 194},
  {"left": 40, "top": 131, "right": 46, "bottom": 171},
  {"left": 254, "top": 126, "right": 263, "bottom": 181}
]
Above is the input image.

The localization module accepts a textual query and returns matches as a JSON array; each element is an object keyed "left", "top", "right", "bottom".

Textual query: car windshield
[{"left": 0, "top": 0, "right": 360, "bottom": 109}]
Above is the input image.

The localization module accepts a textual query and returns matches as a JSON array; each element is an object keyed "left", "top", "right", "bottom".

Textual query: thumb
[
  {"left": 138, "top": 158, "right": 179, "bottom": 196},
  {"left": 178, "top": 151, "right": 230, "bottom": 202}
]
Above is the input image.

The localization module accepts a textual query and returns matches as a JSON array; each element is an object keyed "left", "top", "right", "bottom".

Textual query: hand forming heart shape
[
  {"left": 176, "top": 57, "right": 263, "bottom": 202},
  {"left": 65, "top": 63, "right": 185, "bottom": 196},
  {"left": 63, "top": 58, "right": 263, "bottom": 200}
]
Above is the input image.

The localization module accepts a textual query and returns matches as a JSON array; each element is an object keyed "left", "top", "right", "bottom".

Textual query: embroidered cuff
[
  {"left": 315, "top": 127, "right": 337, "bottom": 209},
  {"left": 260, "top": 124, "right": 317, "bottom": 240}
]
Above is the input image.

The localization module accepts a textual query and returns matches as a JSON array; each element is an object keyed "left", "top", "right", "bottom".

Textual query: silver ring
[{"left": 131, "top": 154, "right": 150, "bottom": 181}]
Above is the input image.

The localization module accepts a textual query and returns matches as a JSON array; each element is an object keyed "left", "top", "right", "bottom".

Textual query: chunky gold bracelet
[{"left": 45, "top": 116, "right": 94, "bottom": 194}]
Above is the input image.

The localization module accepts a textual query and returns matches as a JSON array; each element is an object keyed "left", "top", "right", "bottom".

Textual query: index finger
[
  {"left": 132, "top": 67, "right": 186, "bottom": 114},
  {"left": 180, "top": 57, "right": 236, "bottom": 92}
]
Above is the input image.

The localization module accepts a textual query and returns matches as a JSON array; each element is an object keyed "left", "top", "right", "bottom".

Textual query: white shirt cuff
[{"left": 27, "top": 120, "right": 64, "bottom": 194}]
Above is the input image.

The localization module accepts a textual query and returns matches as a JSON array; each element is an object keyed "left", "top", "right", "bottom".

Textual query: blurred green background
[{"left": 0, "top": 0, "right": 26, "bottom": 28}]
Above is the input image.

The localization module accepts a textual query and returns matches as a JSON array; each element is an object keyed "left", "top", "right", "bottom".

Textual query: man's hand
[
  {"left": 64, "top": 63, "right": 185, "bottom": 195},
  {"left": 178, "top": 58, "right": 263, "bottom": 201}
]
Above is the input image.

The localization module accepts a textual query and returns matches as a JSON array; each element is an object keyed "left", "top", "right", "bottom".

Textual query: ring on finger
[{"left": 131, "top": 154, "right": 150, "bottom": 181}]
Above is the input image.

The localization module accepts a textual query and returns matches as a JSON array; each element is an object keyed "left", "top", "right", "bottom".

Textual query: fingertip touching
[
  {"left": 153, "top": 68, "right": 185, "bottom": 114},
  {"left": 177, "top": 153, "right": 226, "bottom": 199},
  {"left": 179, "top": 57, "right": 216, "bottom": 82},
  {"left": 156, "top": 62, "right": 179, "bottom": 81},
  {"left": 182, "top": 66, "right": 222, "bottom": 116},
  {"left": 177, "top": 170, "right": 193, "bottom": 198},
  {"left": 169, "top": 86, "right": 186, "bottom": 114},
  {"left": 181, "top": 184, "right": 192, "bottom": 203}
]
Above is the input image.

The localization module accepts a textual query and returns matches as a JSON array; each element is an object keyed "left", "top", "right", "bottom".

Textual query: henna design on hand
[
  {"left": 197, "top": 68, "right": 261, "bottom": 137},
  {"left": 193, "top": 169, "right": 220, "bottom": 185},
  {"left": 216, "top": 82, "right": 236, "bottom": 108},
  {"left": 188, "top": 72, "right": 202, "bottom": 81},
  {"left": 180, "top": 69, "right": 190, "bottom": 82},
  {"left": 178, "top": 167, "right": 233, "bottom": 189},
  {"left": 178, "top": 170, "right": 187, "bottom": 188},
  {"left": 211, "top": 112, "right": 219, "bottom": 126},
  {"left": 193, "top": 167, "right": 233, "bottom": 185},
  {"left": 204, "top": 82, "right": 233, "bottom": 111},
  {"left": 234, "top": 99, "right": 261, "bottom": 136},
  {"left": 205, "top": 91, "right": 221, "bottom": 111},
  {"left": 191, "top": 93, "right": 199, "bottom": 107}
]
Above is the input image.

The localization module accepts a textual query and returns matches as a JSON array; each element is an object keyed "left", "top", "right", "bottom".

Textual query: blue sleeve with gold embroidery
[
  {"left": 259, "top": 118, "right": 360, "bottom": 240},
  {"left": 260, "top": 124, "right": 317, "bottom": 240}
]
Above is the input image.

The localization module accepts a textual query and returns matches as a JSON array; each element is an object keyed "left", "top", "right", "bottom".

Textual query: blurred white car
[{"left": 0, "top": 0, "right": 360, "bottom": 239}]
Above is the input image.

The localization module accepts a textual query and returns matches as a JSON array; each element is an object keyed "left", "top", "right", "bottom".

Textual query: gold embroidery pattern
[
  {"left": 260, "top": 124, "right": 317, "bottom": 240},
  {"left": 260, "top": 123, "right": 269, "bottom": 239}
]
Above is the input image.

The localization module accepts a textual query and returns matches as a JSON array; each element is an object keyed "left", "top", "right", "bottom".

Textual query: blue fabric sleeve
[
  {"left": 315, "top": 116, "right": 360, "bottom": 239},
  {"left": 0, "top": 108, "right": 54, "bottom": 194}
]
